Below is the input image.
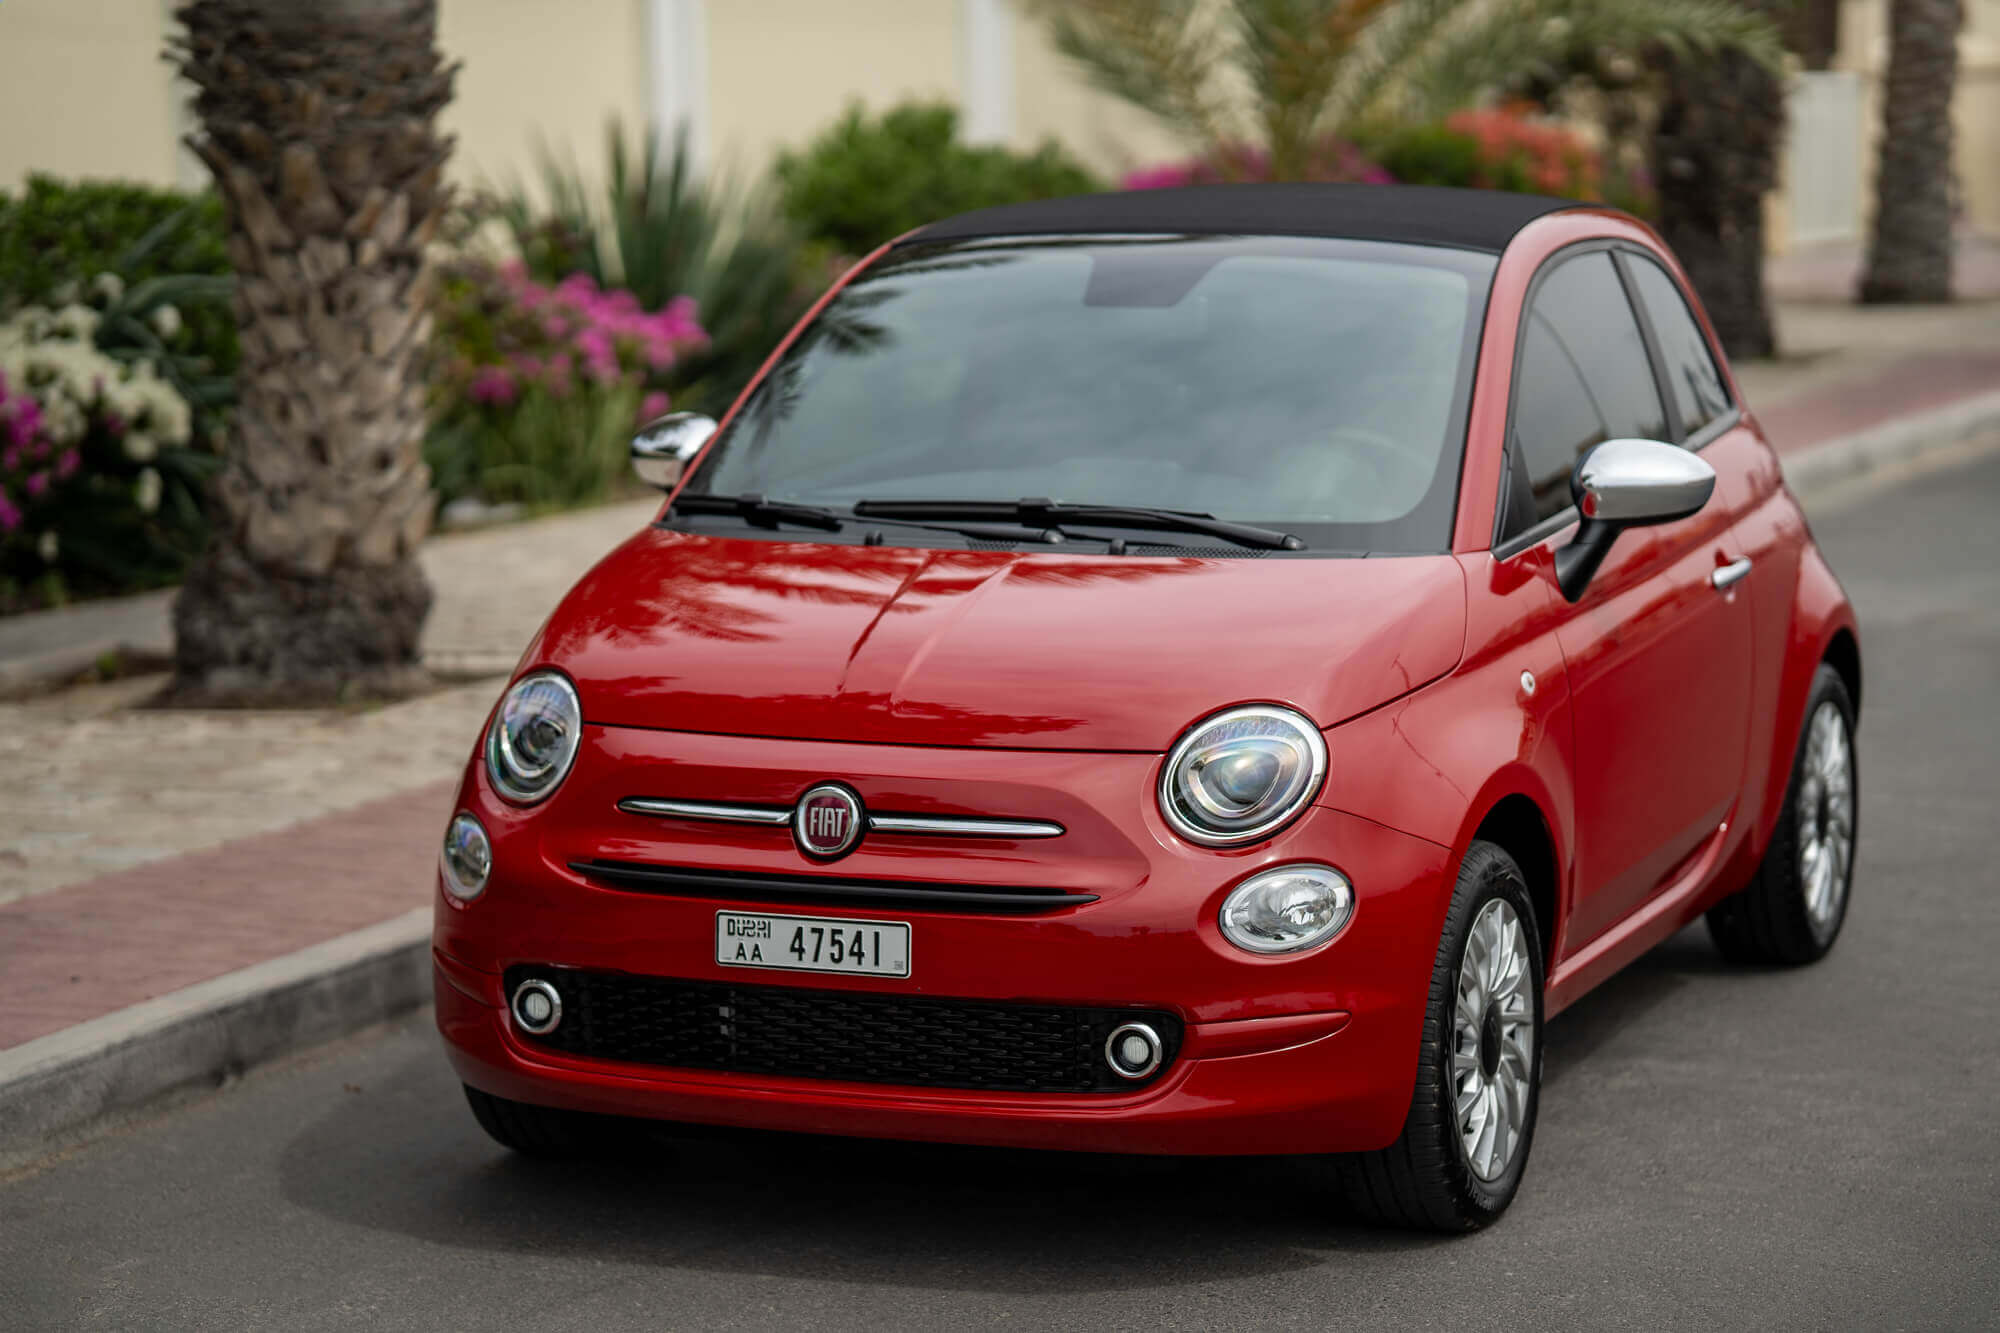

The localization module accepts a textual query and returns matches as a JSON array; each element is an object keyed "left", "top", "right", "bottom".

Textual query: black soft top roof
[{"left": 901, "top": 183, "right": 1587, "bottom": 254}]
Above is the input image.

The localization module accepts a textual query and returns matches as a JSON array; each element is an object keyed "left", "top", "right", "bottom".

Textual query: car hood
[{"left": 533, "top": 527, "right": 1467, "bottom": 752}]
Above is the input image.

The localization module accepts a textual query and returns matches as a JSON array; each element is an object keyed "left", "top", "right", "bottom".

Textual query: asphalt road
[{"left": 7, "top": 445, "right": 2000, "bottom": 1331}]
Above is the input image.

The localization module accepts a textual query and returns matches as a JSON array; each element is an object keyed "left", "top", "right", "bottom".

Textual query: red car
[{"left": 434, "top": 185, "right": 1860, "bottom": 1230}]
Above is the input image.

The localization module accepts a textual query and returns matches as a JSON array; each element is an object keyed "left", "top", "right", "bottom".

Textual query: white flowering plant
[{"left": 0, "top": 278, "right": 227, "bottom": 611}]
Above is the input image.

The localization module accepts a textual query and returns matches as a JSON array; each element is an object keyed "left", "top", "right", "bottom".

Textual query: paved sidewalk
[
  {"left": 1, "top": 494, "right": 660, "bottom": 692},
  {"left": 1, "top": 784, "right": 452, "bottom": 1050},
  {"left": 4, "top": 293, "right": 1999, "bottom": 1156},
  {"left": 1738, "top": 300, "right": 2000, "bottom": 455},
  {"left": 0, "top": 496, "right": 654, "bottom": 904}
]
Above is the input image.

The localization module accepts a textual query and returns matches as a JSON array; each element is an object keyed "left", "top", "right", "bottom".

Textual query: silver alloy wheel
[
  {"left": 1795, "top": 700, "right": 1856, "bottom": 940},
  {"left": 1452, "top": 898, "right": 1535, "bottom": 1182}
]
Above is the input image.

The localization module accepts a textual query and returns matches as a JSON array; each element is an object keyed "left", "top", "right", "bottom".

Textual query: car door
[{"left": 1495, "top": 247, "right": 1755, "bottom": 951}]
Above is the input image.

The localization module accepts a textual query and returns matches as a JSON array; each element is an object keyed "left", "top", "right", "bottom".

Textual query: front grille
[
  {"left": 570, "top": 859, "right": 1096, "bottom": 913},
  {"left": 505, "top": 966, "right": 1181, "bottom": 1093}
]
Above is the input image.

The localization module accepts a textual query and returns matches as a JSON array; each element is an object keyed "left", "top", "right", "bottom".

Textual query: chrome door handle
[{"left": 1711, "top": 556, "right": 1753, "bottom": 589}]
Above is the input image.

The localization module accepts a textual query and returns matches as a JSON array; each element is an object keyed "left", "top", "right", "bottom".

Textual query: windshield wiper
[
  {"left": 670, "top": 492, "right": 1067, "bottom": 546},
  {"left": 852, "top": 498, "right": 1306, "bottom": 551},
  {"left": 671, "top": 492, "right": 846, "bottom": 531}
]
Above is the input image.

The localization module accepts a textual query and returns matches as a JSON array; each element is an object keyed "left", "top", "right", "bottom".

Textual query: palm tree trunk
[
  {"left": 1649, "top": 43, "right": 1784, "bottom": 360},
  {"left": 168, "top": 0, "right": 455, "bottom": 703},
  {"left": 1858, "top": 0, "right": 1962, "bottom": 303}
]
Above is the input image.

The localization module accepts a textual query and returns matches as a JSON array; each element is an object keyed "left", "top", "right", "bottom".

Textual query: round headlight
[
  {"left": 1219, "top": 863, "right": 1354, "bottom": 954},
  {"left": 1159, "top": 704, "right": 1327, "bottom": 846},
  {"left": 440, "top": 813, "right": 492, "bottom": 901},
  {"left": 485, "top": 670, "right": 582, "bottom": 804}
]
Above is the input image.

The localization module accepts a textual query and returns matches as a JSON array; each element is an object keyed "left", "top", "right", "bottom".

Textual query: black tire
[
  {"left": 463, "top": 1084, "right": 614, "bottom": 1158},
  {"left": 1707, "top": 665, "right": 1858, "bottom": 967},
  {"left": 1333, "top": 840, "right": 1545, "bottom": 1231}
]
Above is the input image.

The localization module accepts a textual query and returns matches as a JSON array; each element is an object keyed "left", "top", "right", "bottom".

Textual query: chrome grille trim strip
[
  {"left": 866, "top": 814, "right": 1066, "bottom": 839},
  {"left": 616, "top": 798, "right": 792, "bottom": 826},
  {"left": 617, "top": 798, "right": 1064, "bottom": 839}
]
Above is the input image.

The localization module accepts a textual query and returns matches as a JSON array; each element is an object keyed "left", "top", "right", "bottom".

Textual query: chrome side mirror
[
  {"left": 1554, "top": 438, "right": 1715, "bottom": 601},
  {"left": 631, "top": 411, "right": 718, "bottom": 491}
]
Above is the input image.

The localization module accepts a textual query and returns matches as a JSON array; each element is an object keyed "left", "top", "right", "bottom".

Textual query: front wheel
[
  {"left": 1707, "top": 664, "right": 1857, "bottom": 966},
  {"left": 1333, "top": 840, "right": 1544, "bottom": 1231}
]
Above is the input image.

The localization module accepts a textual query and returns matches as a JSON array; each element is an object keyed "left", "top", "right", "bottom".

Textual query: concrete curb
[
  {"left": 1778, "top": 388, "right": 2000, "bottom": 497},
  {"left": 0, "top": 908, "right": 429, "bottom": 1168}
]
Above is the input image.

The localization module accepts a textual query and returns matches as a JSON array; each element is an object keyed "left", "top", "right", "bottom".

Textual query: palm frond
[
  {"left": 1020, "top": 0, "right": 1241, "bottom": 149},
  {"left": 1321, "top": 0, "right": 1480, "bottom": 132},
  {"left": 1389, "top": 0, "right": 1784, "bottom": 124},
  {"left": 1233, "top": 0, "right": 1377, "bottom": 172}
]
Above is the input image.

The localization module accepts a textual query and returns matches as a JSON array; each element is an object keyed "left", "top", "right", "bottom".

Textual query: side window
[
  {"left": 1505, "top": 252, "right": 1668, "bottom": 533},
  {"left": 1626, "top": 256, "right": 1732, "bottom": 439}
]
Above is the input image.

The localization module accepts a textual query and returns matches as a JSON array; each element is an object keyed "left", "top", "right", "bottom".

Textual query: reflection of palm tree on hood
[{"left": 537, "top": 526, "right": 1470, "bottom": 752}]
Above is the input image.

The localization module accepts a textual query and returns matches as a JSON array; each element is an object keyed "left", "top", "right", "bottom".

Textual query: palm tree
[
  {"left": 168, "top": 0, "right": 455, "bottom": 702},
  {"left": 1024, "top": 0, "right": 1780, "bottom": 182},
  {"left": 1859, "top": 0, "right": 1963, "bottom": 303},
  {"left": 1649, "top": 31, "right": 1785, "bottom": 357}
]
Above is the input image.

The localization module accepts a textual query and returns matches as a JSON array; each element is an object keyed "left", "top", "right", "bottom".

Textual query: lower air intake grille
[{"left": 504, "top": 966, "right": 1181, "bottom": 1094}]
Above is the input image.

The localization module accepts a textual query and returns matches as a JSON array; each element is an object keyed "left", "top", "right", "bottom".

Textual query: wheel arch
[
  {"left": 1469, "top": 792, "right": 1563, "bottom": 971},
  {"left": 1823, "top": 625, "right": 1862, "bottom": 716},
  {"left": 1752, "top": 543, "right": 1862, "bottom": 852}
]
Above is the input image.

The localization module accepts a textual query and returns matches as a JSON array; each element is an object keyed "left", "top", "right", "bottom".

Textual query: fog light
[
  {"left": 1219, "top": 863, "right": 1353, "bottom": 955},
  {"left": 511, "top": 979, "right": 562, "bottom": 1035},
  {"left": 1104, "top": 1022, "right": 1163, "bottom": 1079},
  {"left": 440, "top": 813, "right": 491, "bottom": 901}
]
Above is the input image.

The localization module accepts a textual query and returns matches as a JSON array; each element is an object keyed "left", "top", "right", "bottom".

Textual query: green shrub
[
  {"left": 1358, "top": 110, "right": 1605, "bottom": 200},
  {"left": 492, "top": 125, "right": 820, "bottom": 418},
  {"left": 775, "top": 102, "right": 1100, "bottom": 256},
  {"left": 426, "top": 381, "right": 644, "bottom": 512},
  {"left": 0, "top": 175, "right": 237, "bottom": 381},
  {"left": 1358, "top": 123, "right": 1487, "bottom": 191}
]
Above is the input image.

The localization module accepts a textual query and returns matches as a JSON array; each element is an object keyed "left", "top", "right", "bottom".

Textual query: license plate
[{"left": 715, "top": 911, "right": 911, "bottom": 978}]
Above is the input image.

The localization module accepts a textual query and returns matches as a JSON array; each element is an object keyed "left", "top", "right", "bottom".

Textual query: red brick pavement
[
  {"left": 1755, "top": 351, "right": 2000, "bottom": 455},
  {"left": 1, "top": 781, "right": 453, "bottom": 1050}
]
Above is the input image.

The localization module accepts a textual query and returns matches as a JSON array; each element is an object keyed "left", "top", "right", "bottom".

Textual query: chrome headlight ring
[
  {"left": 1158, "top": 703, "right": 1328, "bottom": 847},
  {"left": 484, "top": 669, "right": 583, "bottom": 805}
]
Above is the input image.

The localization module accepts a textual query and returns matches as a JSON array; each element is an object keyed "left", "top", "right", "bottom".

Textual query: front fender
[
  {"left": 1317, "top": 550, "right": 1578, "bottom": 954},
  {"left": 1751, "top": 534, "right": 1861, "bottom": 855}
]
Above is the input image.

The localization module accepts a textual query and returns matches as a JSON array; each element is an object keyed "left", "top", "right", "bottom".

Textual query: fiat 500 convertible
[{"left": 434, "top": 185, "right": 1860, "bottom": 1230}]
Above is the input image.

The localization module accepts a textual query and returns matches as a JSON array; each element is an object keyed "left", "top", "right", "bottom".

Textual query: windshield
[{"left": 682, "top": 234, "right": 1495, "bottom": 553}]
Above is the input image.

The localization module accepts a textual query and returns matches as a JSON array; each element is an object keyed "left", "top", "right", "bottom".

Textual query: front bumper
[
  {"left": 435, "top": 725, "right": 1455, "bottom": 1156},
  {"left": 441, "top": 949, "right": 1399, "bottom": 1155}
]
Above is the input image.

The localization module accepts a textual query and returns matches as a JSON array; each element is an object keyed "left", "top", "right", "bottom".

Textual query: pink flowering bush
[
  {"left": 1440, "top": 108, "right": 1603, "bottom": 198},
  {"left": 1359, "top": 108, "right": 1621, "bottom": 208},
  {"left": 1119, "top": 111, "right": 1635, "bottom": 214},
  {"left": 427, "top": 259, "right": 708, "bottom": 509},
  {"left": 1, "top": 297, "right": 216, "bottom": 612}
]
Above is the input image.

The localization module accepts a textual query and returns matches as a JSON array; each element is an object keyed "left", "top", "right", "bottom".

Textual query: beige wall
[
  {"left": 1842, "top": 0, "right": 2000, "bottom": 233},
  {"left": 700, "top": 1, "right": 1184, "bottom": 180},
  {"left": 0, "top": 0, "right": 653, "bottom": 197},
  {"left": 437, "top": 0, "right": 647, "bottom": 194},
  {"left": 705, "top": 0, "right": 958, "bottom": 173},
  {"left": 1775, "top": 0, "right": 2000, "bottom": 249},
  {"left": 0, "top": 1, "right": 1188, "bottom": 198},
  {"left": 1012, "top": 12, "right": 1185, "bottom": 179},
  {"left": 0, "top": 0, "right": 182, "bottom": 189},
  {"left": 10, "top": 0, "right": 1984, "bottom": 246}
]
